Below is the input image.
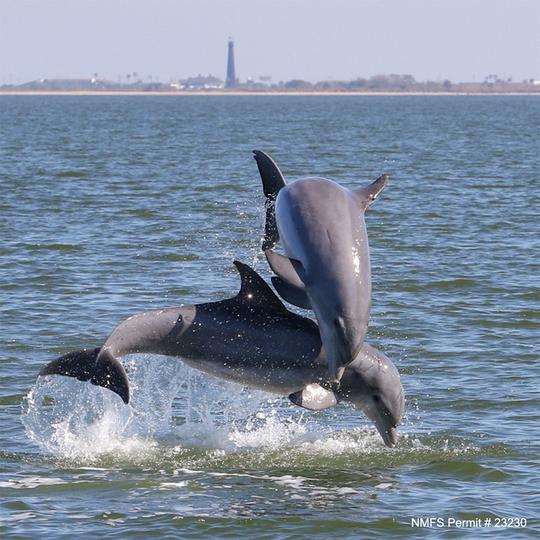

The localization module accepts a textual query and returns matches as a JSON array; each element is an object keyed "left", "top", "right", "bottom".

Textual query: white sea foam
[
  {"left": 0, "top": 477, "right": 69, "bottom": 489},
  {"left": 159, "top": 481, "right": 189, "bottom": 489}
]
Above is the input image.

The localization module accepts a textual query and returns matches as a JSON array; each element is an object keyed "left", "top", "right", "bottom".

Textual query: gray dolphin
[
  {"left": 39, "top": 262, "right": 404, "bottom": 447},
  {"left": 253, "top": 150, "right": 388, "bottom": 384}
]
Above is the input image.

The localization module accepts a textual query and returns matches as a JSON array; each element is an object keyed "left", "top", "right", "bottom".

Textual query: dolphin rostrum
[
  {"left": 39, "top": 262, "right": 404, "bottom": 447},
  {"left": 253, "top": 150, "right": 388, "bottom": 384}
]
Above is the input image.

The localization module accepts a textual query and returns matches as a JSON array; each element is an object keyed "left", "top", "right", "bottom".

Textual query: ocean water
[{"left": 0, "top": 95, "right": 538, "bottom": 538}]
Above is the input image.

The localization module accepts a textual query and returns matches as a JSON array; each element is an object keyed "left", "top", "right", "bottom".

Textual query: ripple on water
[{"left": 1, "top": 96, "right": 539, "bottom": 538}]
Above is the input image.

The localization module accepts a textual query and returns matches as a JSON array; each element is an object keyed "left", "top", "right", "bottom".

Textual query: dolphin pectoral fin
[
  {"left": 253, "top": 150, "right": 287, "bottom": 251},
  {"left": 39, "top": 347, "right": 130, "bottom": 404},
  {"left": 354, "top": 174, "right": 389, "bottom": 210},
  {"left": 265, "top": 250, "right": 306, "bottom": 288},
  {"left": 271, "top": 276, "right": 312, "bottom": 309},
  {"left": 289, "top": 384, "right": 339, "bottom": 411},
  {"left": 265, "top": 250, "right": 310, "bottom": 308}
]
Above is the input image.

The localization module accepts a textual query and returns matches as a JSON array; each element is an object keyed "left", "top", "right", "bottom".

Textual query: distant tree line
[{"left": 271, "top": 74, "right": 537, "bottom": 92}]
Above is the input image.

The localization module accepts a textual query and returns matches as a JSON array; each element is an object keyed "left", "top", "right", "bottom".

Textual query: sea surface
[{"left": 0, "top": 95, "right": 538, "bottom": 538}]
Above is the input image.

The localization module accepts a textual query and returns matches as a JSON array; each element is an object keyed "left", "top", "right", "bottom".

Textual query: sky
[{"left": 0, "top": 0, "right": 539, "bottom": 85}]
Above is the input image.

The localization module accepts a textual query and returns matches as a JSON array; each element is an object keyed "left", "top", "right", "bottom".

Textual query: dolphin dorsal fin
[
  {"left": 232, "top": 260, "right": 290, "bottom": 315},
  {"left": 354, "top": 174, "right": 389, "bottom": 210}
]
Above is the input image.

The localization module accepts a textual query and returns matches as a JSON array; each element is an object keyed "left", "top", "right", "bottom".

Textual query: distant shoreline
[{"left": 0, "top": 90, "right": 538, "bottom": 97}]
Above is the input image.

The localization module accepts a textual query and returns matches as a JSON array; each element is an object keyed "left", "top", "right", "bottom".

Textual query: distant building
[
  {"left": 225, "top": 39, "right": 237, "bottom": 88},
  {"left": 182, "top": 74, "right": 224, "bottom": 89}
]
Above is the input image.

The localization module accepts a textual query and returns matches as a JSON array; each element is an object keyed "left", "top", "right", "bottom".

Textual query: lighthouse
[{"left": 225, "top": 39, "right": 237, "bottom": 88}]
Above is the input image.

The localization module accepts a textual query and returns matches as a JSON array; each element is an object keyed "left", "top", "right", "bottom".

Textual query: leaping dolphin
[
  {"left": 39, "top": 262, "right": 404, "bottom": 447},
  {"left": 253, "top": 150, "right": 388, "bottom": 384}
]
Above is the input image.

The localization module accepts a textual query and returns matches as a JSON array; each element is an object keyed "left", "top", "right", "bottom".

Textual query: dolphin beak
[
  {"left": 364, "top": 403, "right": 399, "bottom": 448},
  {"left": 380, "top": 426, "right": 398, "bottom": 448}
]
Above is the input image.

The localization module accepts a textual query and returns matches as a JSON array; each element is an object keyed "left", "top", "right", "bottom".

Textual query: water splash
[
  {"left": 22, "top": 355, "right": 316, "bottom": 462},
  {"left": 22, "top": 355, "right": 480, "bottom": 466},
  {"left": 21, "top": 355, "right": 181, "bottom": 461}
]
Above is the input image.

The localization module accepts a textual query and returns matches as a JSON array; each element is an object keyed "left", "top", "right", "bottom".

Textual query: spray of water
[
  {"left": 22, "top": 355, "right": 477, "bottom": 465},
  {"left": 22, "top": 355, "right": 320, "bottom": 462}
]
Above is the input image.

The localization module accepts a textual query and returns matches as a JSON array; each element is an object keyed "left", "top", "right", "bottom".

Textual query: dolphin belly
[
  {"left": 273, "top": 179, "right": 372, "bottom": 382},
  {"left": 180, "top": 356, "right": 318, "bottom": 395}
]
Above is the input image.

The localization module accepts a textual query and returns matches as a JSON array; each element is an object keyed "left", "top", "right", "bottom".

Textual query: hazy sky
[{"left": 1, "top": 0, "right": 539, "bottom": 85}]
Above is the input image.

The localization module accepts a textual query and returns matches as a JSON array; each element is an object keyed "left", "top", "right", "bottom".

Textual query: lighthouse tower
[{"left": 225, "top": 39, "right": 237, "bottom": 88}]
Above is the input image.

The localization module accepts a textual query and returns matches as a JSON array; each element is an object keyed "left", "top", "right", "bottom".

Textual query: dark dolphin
[
  {"left": 253, "top": 150, "right": 388, "bottom": 383},
  {"left": 40, "top": 262, "right": 404, "bottom": 447}
]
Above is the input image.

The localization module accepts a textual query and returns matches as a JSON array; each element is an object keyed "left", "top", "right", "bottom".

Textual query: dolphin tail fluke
[
  {"left": 354, "top": 174, "right": 389, "bottom": 210},
  {"left": 40, "top": 348, "right": 101, "bottom": 381},
  {"left": 39, "top": 348, "right": 130, "bottom": 404},
  {"left": 253, "top": 150, "right": 286, "bottom": 250},
  {"left": 253, "top": 150, "right": 286, "bottom": 197}
]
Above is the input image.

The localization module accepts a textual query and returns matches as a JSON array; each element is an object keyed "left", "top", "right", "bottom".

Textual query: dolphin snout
[
  {"left": 381, "top": 426, "right": 398, "bottom": 448},
  {"left": 359, "top": 397, "right": 401, "bottom": 448}
]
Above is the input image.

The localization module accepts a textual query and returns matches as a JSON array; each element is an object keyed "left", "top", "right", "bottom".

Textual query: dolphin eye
[
  {"left": 334, "top": 318, "right": 343, "bottom": 328},
  {"left": 373, "top": 395, "right": 381, "bottom": 402}
]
